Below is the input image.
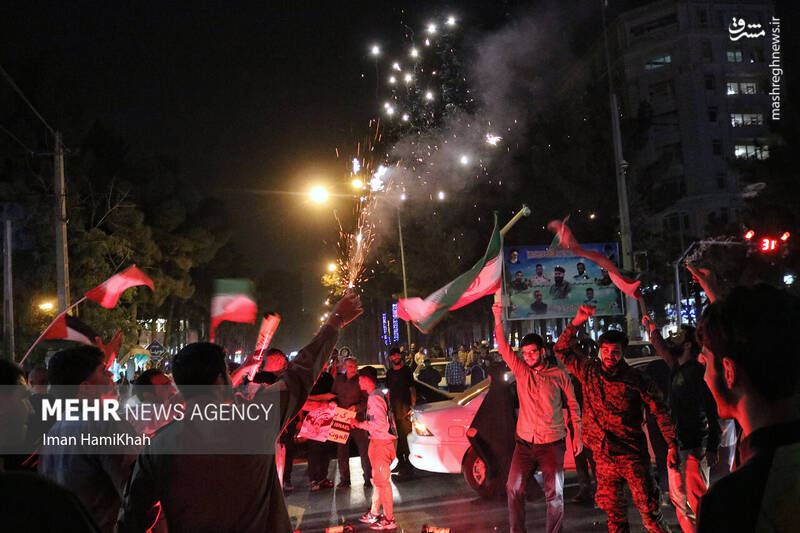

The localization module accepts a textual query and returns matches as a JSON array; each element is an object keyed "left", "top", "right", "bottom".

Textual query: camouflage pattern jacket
[{"left": 554, "top": 324, "right": 679, "bottom": 458}]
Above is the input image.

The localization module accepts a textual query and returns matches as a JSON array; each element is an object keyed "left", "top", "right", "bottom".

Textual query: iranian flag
[
  {"left": 41, "top": 315, "right": 98, "bottom": 345},
  {"left": 398, "top": 213, "right": 502, "bottom": 333},
  {"left": 85, "top": 265, "right": 155, "bottom": 308},
  {"left": 210, "top": 279, "right": 258, "bottom": 341},
  {"left": 547, "top": 217, "right": 642, "bottom": 298}
]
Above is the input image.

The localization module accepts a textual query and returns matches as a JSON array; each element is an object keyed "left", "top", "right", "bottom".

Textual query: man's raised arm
[
  {"left": 642, "top": 315, "right": 677, "bottom": 368},
  {"left": 492, "top": 299, "right": 524, "bottom": 374},
  {"left": 269, "top": 290, "right": 362, "bottom": 429},
  {"left": 553, "top": 304, "right": 594, "bottom": 380}
]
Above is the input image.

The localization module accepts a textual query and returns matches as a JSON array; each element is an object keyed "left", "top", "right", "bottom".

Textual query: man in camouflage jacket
[{"left": 554, "top": 304, "right": 680, "bottom": 533}]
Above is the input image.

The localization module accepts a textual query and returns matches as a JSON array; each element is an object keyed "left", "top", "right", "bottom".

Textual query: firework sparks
[
  {"left": 485, "top": 133, "right": 502, "bottom": 146},
  {"left": 352, "top": 158, "right": 361, "bottom": 173}
]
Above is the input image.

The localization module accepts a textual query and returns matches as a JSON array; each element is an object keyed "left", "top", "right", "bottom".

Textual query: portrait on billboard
[{"left": 503, "top": 243, "right": 623, "bottom": 320}]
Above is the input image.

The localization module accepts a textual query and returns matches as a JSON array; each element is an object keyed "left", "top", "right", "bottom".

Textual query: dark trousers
[
  {"left": 307, "top": 440, "right": 332, "bottom": 482},
  {"left": 574, "top": 446, "right": 596, "bottom": 493},
  {"left": 337, "top": 427, "right": 372, "bottom": 483},
  {"left": 507, "top": 438, "right": 565, "bottom": 533},
  {"left": 392, "top": 403, "right": 412, "bottom": 466},
  {"left": 284, "top": 437, "right": 296, "bottom": 483},
  {"left": 595, "top": 453, "right": 670, "bottom": 533}
]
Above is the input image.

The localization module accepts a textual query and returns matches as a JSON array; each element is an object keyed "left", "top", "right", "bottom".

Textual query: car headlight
[{"left": 413, "top": 421, "right": 434, "bottom": 436}]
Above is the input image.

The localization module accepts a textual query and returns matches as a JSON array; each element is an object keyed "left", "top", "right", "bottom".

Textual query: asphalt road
[{"left": 284, "top": 458, "right": 681, "bottom": 532}]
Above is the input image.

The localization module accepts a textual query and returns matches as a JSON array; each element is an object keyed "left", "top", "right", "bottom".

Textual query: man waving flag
[{"left": 398, "top": 213, "right": 502, "bottom": 333}]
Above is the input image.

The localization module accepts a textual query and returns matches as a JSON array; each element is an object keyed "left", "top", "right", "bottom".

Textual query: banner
[
  {"left": 503, "top": 243, "right": 623, "bottom": 320},
  {"left": 298, "top": 405, "right": 357, "bottom": 443}
]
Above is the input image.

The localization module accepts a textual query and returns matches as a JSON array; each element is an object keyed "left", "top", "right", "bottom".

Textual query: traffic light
[{"left": 744, "top": 229, "right": 790, "bottom": 256}]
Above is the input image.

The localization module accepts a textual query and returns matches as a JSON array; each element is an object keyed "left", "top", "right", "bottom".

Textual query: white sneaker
[
  {"left": 370, "top": 516, "right": 397, "bottom": 530},
  {"left": 360, "top": 511, "right": 380, "bottom": 524}
]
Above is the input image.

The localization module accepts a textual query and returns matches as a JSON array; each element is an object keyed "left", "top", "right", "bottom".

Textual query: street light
[
  {"left": 351, "top": 178, "right": 364, "bottom": 189},
  {"left": 38, "top": 301, "right": 55, "bottom": 311},
  {"left": 310, "top": 186, "right": 328, "bottom": 204},
  {"left": 370, "top": 45, "right": 380, "bottom": 56},
  {"left": 327, "top": 263, "right": 337, "bottom": 272}
]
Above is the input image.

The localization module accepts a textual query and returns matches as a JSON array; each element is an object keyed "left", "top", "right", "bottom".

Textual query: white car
[{"left": 408, "top": 356, "right": 663, "bottom": 496}]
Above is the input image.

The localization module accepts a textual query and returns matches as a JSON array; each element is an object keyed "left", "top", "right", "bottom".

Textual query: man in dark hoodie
[{"left": 117, "top": 290, "right": 362, "bottom": 533}]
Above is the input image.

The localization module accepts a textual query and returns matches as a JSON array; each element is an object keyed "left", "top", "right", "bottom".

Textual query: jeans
[
  {"left": 337, "top": 427, "right": 371, "bottom": 483},
  {"left": 507, "top": 438, "right": 565, "bottom": 533},
  {"left": 669, "top": 448, "right": 710, "bottom": 533},
  {"left": 369, "top": 439, "right": 397, "bottom": 520},
  {"left": 392, "top": 403, "right": 412, "bottom": 466},
  {"left": 307, "top": 440, "right": 332, "bottom": 482}
]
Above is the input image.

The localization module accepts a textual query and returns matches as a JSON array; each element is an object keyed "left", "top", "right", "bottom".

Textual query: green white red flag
[
  {"left": 85, "top": 265, "right": 154, "bottom": 308},
  {"left": 398, "top": 213, "right": 503, "bottom": 333},
  {"left": 547, "top": 217, "right": 642, "bottom": 298},
  {"left": 210, "top": 279, "right": 258, "bottom": 341}
]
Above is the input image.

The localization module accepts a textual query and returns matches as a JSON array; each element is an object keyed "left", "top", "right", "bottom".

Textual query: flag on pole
[
  {"left": 41, "top": 315, "right": 98, "bottom": 345},
  {"left": 85, "top": 265, "right": 155, "bottom": 308},
  {"left": 547, "top": 217, "right": 642, "bottom": 298},
  {"left": 255, "top": 313, "right": 281, "bottom": 355},
  {"left": 398, "top": 213, "right": 503, "bottom": 333},
  {"left": 210, "top": 279, "right": 258, "bottom": 341}
]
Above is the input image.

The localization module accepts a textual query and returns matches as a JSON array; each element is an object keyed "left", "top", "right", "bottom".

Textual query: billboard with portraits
[{"left": 503, "top": 243, "right": 623, "bottom": 320}]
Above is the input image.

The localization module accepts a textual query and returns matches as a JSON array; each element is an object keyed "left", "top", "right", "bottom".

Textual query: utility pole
[
  {"left": 3, "top": 217, "right": 13, "bottom": 360},
  {"left": 601, "top": 1, "right": 638, "bottom": 336},
  {"left": 54, "top": 131, "right": 70, "bottom": 312},
  {"left": 397, "top": 207, "right": 412, "bottom": 349}
]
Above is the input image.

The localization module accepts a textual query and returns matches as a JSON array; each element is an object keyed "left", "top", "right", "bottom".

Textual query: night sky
[{"left": 1, "top": 1, "right": 522, "bottom": 303}]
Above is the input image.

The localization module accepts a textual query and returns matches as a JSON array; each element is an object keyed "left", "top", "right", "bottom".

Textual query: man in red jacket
[{"left": 554, "top": 304, "right": 679, "bottom": 533}]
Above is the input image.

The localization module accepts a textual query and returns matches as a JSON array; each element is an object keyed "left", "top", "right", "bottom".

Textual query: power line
[
  {"left": 0, "top": 123, "right": 35, "bottom": 155},
  {"left": 0, "top": 63, "right": 55, "bottom": 136}
]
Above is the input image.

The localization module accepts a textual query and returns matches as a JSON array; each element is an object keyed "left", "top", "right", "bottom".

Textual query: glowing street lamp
[
  {"left": 310, "top": 186, "right": 328, "bottom": 203},
  {"left": 351, "top": 178, "right": 364, "bottom": 189},
  {"left": 446, "top": 16, "right": 456, "bottom": 26},
  {"left": 38, "top": 301, "right": 55, "bottom": 311},
  {"left": 327, "top": 263, "right": 337, "bottom": 272},
  {"left": 370, "top": 45, "right": 380, "bottom": 56},
  {"left": 437, "top": 190, "right": 446, "bottom": 200}
]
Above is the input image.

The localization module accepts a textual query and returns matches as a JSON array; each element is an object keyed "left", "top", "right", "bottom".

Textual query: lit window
[
  {"left": 734, "top": 144, "right": 769, "bottom": 160},
  {"left": 645, "top": 54, "right": 672, "bottom": 70},
  {"left": 730, "top": 113, "right": 764, "bottom": 127},
  {"left": 727, "top": 49, "right": 743, "bottom": 63},
  {"left": 726, "top": 81, "right": 760, "bottom": 95}
]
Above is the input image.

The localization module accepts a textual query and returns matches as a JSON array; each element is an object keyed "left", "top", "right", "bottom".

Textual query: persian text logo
[{"left": 728, "top": 18, "right": 765, "bottom": 41}]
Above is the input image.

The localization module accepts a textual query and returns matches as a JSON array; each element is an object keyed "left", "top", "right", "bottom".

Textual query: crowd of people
[{"left": 1, "top": 264, "right": 799, "bottom": 533}]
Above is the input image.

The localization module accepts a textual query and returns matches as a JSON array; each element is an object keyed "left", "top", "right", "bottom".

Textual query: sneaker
[
  {"left": 320, "top": 478, "right": 334, "bottom": 489},
  {"left": 337, "top": 480, "right": 351, "bottom": 488},
  {"left": 360, "top": 511, "right": 380, "bottom": 524},
  {"left": 370, "top": 517, "right": 397, "bottom": 530}
]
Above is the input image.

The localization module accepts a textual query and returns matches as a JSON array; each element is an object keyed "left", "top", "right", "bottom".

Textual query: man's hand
[
  {"left": 492, "top": 301, "right": 503, "bottom": 321},
  {"left": 705, "top": 448, "right": 719, "bottom": 468},
  {"left": 571, "top": 437, "right": 583, "bottom": 457},
  {"left": 349, "top": 418, "right": 360, "bottom": 429},
  {"left": 642, "top": 315, "right": 657, "bottom": 335},
  {"left": 328, "top": 289, "right": 363, "bottom": 328},
  {"left": 668, "top": 446, "right": 681, "bottom": 469},
  {"left": 686, "top": 263, "right": 720, "bottom": 303},
  {"left": 571, "top": 304, "right": 595, "bottom": 327}
]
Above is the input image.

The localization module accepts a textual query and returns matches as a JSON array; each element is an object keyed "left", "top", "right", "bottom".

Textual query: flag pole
[
  {"left": 20, "top": 296, "right": 87, "bottom": 364},
  {"left": 495, "top": 205, "right": 531, "bottom": 307}
]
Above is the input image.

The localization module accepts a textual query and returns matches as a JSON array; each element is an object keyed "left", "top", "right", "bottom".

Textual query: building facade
[{"left": 613, "top": 0, "right": 776, "bottom": 240}]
